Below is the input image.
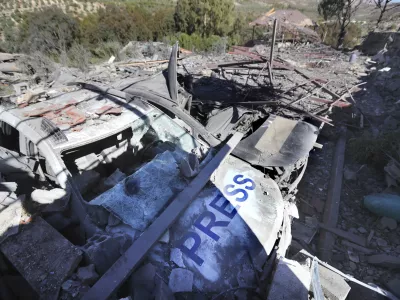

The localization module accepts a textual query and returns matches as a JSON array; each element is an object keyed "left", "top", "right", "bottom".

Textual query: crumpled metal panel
[
  {"left": 169, "top": 154, "right": 284, "bottom": 292},
  {"left": 234, "top": 115, "right": 319, "bottom": 167}
]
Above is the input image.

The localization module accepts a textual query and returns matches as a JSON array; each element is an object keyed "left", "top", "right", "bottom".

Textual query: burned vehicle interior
[{"left": 0, "top": 43, "right": 334, "bottom": 300}]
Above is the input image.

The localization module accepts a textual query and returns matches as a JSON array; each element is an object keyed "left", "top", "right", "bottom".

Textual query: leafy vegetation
[{"left": 0, "top": 0, "right": 254, "bottom": 63}]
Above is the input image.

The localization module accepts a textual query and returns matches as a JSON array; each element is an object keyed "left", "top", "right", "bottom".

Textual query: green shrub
[
  {"left": 317, "top": 21, "right": 362, "bottom": 49},
  {"left": 68, "top": 43, "right": 91, "bottom": 72}
]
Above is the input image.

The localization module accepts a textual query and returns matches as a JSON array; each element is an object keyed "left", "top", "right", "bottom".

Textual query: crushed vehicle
[
  {"left": 0, "top": 45, "right": 321, "bottom": 299},
  {"left": 78, "top": 43, "right": 320, "bottom": 202}
]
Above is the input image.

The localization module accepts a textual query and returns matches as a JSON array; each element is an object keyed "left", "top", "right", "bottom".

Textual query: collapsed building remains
[{"left": 0, "top": 20, "right": 398, "bottom": 300}]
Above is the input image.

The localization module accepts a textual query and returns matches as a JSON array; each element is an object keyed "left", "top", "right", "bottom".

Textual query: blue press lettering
[
  {"left": 178, "top": 174, "right": 255, "bottom": 265},
  {"left": 224, "top": 184, "right": 248, "bottom": 202},
  {"left": 178, "top": 232, "right": 204, "bottom": 266},
  {"left": 194, "top": 211, "right": 230, "bottom": 241},
  {"left": 210, "top": 193, "right": 239, "bottom": 219},
  {"left": 233, "top": 174, "right": 256, "bottom": 190}
]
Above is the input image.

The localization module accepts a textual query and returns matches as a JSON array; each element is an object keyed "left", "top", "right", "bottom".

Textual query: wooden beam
[
  {"left": 319, "top": 130, "right": 347, "bottom": 261},
  {"left": 83, "top": 132, "right": 244, "bottom": 300}
]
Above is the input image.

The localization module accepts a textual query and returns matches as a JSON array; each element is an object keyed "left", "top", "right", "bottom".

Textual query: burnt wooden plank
[
  {"left": 83, "top": 132, "right": 244, "bottom": 300},
  {"left": 319, "top": 130, "right": 347, "bottom": 261}
]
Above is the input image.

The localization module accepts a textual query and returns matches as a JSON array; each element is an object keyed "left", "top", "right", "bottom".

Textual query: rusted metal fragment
[
  {"left": 23, "top": 99, "right": 77, "bottom": 117},
  {"left": 95, "top": 105, "right": 122, "bottom": 115},
  {"left": 309, "top": 96, "right": 351, "bottom": 108},
  {"left": 44, "top": 106, "right": 86, "bottom": 128}
]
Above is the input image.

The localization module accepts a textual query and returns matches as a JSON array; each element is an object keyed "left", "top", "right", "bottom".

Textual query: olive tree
[
  {"left": 318, "top": 0, "right": 362, "bottom": 49},
  {"left": 374, "top": 0, "right": 400, "bottom": 27}
]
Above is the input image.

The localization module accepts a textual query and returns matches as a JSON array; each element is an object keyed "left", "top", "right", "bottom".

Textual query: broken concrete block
[
  {"left": 267, "top": 257, "right": 311, "bottom": 300},
  {"left": 31, "top": 188, "right": 71, "bottom": 212},
  {"left": 0, "top": 217, "right": 82, "bottom": 299},
  {"left": 106, "top": 224, "right": 137, "bottom": 239},
  {"left": 75, "top": 170, "right": 101, "bottom": 195},
  {"left": 367, "top": 254, "right": 400, "bottom": 269},
  {"left": 44, "top": 212, "right": 72, "bottom": 231},
  {"left": 170, "top": 248, "right": 185, "bottom": 268},
  {"left": 77, "top": 264, "right": 99, "bottom": 285},
  {"left": 155, "top": 276, "right": 175, "bottom": 300},
  {"left": 0, "top": 182, "right": 17, "bottom": 192},
  {"left": 103, "top": 169, "right": 126, "bottom": 189},
  {"left": 108, "top": 213, "right": 121, "bottom": 227},
  {"left": 12, "top": 82, "right": 29, "bottom": 96},
  {"left": 132, "top": 263, "right": 156, "bottom": 291},
  {"left": 385, "top": 278, "right": 400, "bottom": 298},
  {"left": 159, "top": 230, "right": 170, "bottom": 244},
  {"left": 179, "top": 153, "right": 199, "bottom": 178},
  {"left": 81, "top": 233, "right": 132, "bottom": 275},
  {"left": 319, "top": 264, "right": 351, "bottom": 300},
  {"left": 168, "top": 268, "right": 193, "bottom": 293},
  {"left": 379, "top": 216, "right": 397, "bottom": 230},
  {"left": 0, "top": 197, "right": 23, "bottom": 243}
]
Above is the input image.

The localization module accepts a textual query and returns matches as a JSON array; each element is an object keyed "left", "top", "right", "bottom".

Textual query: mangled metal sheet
[{"left": 90, "top": 147, "right": 283, "bottom": 292}]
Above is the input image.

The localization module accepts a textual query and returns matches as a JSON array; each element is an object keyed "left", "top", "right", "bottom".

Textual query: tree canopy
[{"left": 174, "top": 0, "right": 236, "bottom": 37}]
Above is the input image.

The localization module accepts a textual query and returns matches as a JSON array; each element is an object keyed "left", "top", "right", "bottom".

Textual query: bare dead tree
[
  {"left": 319, "top": 0, "right": 363, "bottom": 48},
  {"left": 374, "top": 0, "right": 400, "bottom": 27}
]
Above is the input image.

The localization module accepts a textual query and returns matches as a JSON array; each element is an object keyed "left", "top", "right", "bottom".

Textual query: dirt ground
[{"left": 297, "top": 48, "right": 400, "bottom": 293}]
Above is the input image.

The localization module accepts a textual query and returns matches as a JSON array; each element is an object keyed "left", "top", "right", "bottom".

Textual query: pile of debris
[{"left": 0, "top": 38, "right": 397, "bottom": 300}]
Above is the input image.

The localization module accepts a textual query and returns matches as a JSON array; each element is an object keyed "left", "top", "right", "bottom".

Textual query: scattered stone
[
  {"left": 81, "top": 233, "right": 132, "bottom": 275},
  {"left": 367, "top": 230, "right": 375, "bottom": 246},
  {"left": 170, "top": 248, "right": 185, "bottom": 268},
  {"left": 103, "top": 169, "right": 127, "bottom": 189},
  {"left": 154, "top": 276, "right": 175, "bottom": 300},
  {"left": 332, "top": 253, "right": 346, "bottom": 263},
  {"left": 12, "top": 82, "right": 29, "bottom": 96},
  {"left": 319, "top": 264, "right": 351, "bottom": 300},
  {"left": 357, "top": 227, "right": 367, "bottom": 234},
  {"left": 383, "top": 116, "right": 399, "bottom": 131},
  {"left": 108, "top": 213, "right": 121, "bottom": 227},
  {"left": 159, "top": 230, "right": 170, "bottom": 244},
  {"left": 349, "top": 261, "right": 357, "bottom": 271},
  {"left": 132, "top": 263, "right": 156, "bottom": 291},
  {"left": 77, "top": 264, "right": 99, "bottom": 285},
  {"left": 344, "top": 168, "right": 357, "bottom": 181},
  {"left": 367, "top": 254, "right": 400, "bottom": 269},
  {"left": 106, "top": 224, "right": 137, "bottom": 239},
  {"left": 179, "top": 153, "right": 199, "bottom": 178},
  {"left": 267, "top": 257, "right": 310, "bottom": 300},
  {"left": 376, "top": 238, "right": 388, "bottom": 247},
  {"left": 379, "top": 217, "right": 397, "bottom": 230},
  {"left": 168, "top": 268, "right": 193, "bottom": 293},
  {"left": 31, "top": 188, "right": 71, "bottom": 212},
  {"left": 385, "top": 278, "right": 400, "bottom": 298},
  {"left": 348, "top": 250, "right": 360, "bottom": 263}
]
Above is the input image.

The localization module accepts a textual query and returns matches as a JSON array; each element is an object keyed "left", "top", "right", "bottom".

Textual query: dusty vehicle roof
[{"left": 0, "top": 88, "right": 155, "bottom": 152}]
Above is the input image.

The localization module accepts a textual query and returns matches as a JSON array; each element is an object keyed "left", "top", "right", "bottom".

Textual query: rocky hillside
[{"left": 0, "top": 0, "right": 104, "bottom": 20}]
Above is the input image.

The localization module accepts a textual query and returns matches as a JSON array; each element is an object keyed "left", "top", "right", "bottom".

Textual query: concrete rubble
[{"left": 1, "top": 32, "right": 399, "bottom": 300}]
